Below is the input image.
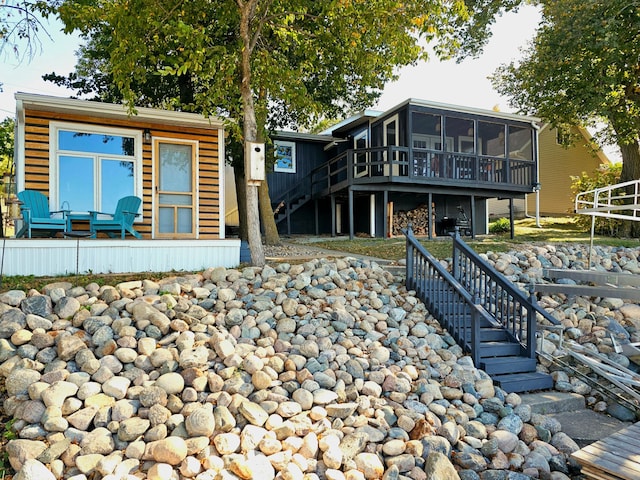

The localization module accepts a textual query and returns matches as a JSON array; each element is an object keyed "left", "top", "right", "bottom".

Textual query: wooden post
[
  {"left": 509, "top": 197, "right": 515, "bottom": 239},
  {"left": 348, "top": 188, "right": 354, "bottom": 240},
  {"left": 331, "top": 195, "right": 336, "bottom": 237}
]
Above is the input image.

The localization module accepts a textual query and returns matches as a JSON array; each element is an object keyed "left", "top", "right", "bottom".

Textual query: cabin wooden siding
[
  {"left": 528, "top": 125, "right": 608, "bottom": 216},
  {"left": 22, "top": 107, "right": 222, "bottom": 239}
]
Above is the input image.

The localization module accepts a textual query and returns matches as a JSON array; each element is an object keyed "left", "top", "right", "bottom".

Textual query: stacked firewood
[{"left": 392, "top": 204, "right": 434, "bottom": 236}]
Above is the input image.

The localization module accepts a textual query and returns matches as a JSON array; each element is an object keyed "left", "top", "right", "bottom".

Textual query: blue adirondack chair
[
  {"left": 16, "top": 190, "right": 67, "bottom": 238},
  {"left": 89, "top": 196, "right": 143, "bottom": 239}
]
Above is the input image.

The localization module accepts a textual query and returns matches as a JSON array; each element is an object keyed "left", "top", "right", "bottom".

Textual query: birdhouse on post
[{"left": 245, "top": 142, "right": 265, "bottom": 186}]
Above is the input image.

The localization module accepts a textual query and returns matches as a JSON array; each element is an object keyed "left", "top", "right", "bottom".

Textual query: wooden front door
[{"left": 155, "top": 140, "right": 196, "bottom": 238}]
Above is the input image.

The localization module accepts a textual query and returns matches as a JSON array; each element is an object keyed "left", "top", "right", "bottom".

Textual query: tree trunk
[
  {"left": 234, "top": 166, "right": 248, "bottom": 241},
  {"left": 255, "top": 90, "right": 280, "bottom": 246},
  {"left": 619, "top": 139, "right": 640, "bottom": 237},
  {"left": 238, "top": 0, "right": 265, "bottom": 266},
  {"left": 619, "top": 140, "right": 640, "bottom": 184},
  {"left": 259, "top": 179, "right": 280, "bottom": 245}
]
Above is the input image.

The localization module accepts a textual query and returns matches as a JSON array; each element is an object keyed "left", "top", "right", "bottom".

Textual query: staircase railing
[
  {"left": 450, "top": 230, "right": 560, "bottom": 359},
  {"left": 404, "top": 226, "right": 560, "bottom": 364}
]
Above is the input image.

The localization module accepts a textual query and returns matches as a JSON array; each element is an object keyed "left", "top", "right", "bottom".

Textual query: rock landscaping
[{"left": 1, "top": 243, "right": 638, "bottom": 480}]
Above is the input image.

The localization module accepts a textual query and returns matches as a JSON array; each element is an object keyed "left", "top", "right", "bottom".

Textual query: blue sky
[{"left": 1, "top": 5, "right": 541, "bottom": 120}]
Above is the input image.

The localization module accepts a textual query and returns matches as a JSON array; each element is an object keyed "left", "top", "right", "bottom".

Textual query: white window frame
[
  {"left": 273, "top": 140, "right": 296, "bottom": 173},
  {"left": 49, "top": 121, "right": 144, "bottom": 219}
]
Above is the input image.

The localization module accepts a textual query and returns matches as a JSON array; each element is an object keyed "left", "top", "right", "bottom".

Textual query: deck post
[
  {"left": 383, "top": 190, "right": 388, "bottom": 238},
  {"left": 470, "top": 194, "right": 476, "bottom": 239},
  {"left": 509, "top": 198, "right": 515, "bottom": 239},
  {"left": 471, "top": 295, "right": 480, "bottom": 366},
  {"left": 314, "top": 199, "right": 319, "bottom": 236},
  {"left": 428, "top": 193, "right": 433, "bottom": 239},
  {"left": 527, "top": 287, "right": 537, "bottom": 359},
  {"left": 331, "top": 195, "right": 336, "bottom": 237},
  {"left": 348, "top": 187, "right": 354, "bottom": 240},
  {"left": 405, "top": 224, "right": 414, "bottom": 288}
]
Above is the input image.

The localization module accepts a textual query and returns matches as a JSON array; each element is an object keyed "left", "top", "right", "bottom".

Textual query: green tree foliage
[
  {"left": 570, "top": 163, "right": 624, "bottom": 236},
  {"left": 0, "top": 117, "right": 15, "bottom": 196},
  {"left": 492, "top": 0, "right": 640, "bottom": 185}
]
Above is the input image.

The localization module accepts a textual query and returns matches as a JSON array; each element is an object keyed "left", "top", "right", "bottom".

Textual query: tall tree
[
  {"left": 492, "top": 0, "right": 640, "bottom": 186},
  {"left": 58, "top": 0, "right": 521, "bottom": 265}
]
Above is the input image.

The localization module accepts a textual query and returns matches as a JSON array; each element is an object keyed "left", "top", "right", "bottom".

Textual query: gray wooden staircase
[{"left": 404, "top": 226, "right": 559, "bottom": 393}]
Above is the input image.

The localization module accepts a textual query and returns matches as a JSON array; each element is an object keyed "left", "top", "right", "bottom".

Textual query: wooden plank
[
  {"left": 543, "top": 268, "right": 640, "bottom": 287},
  {"left": 592, "top": 435, "right": 640, "bottom": 456},
  {"left": 534, "top": 283, "right": 640, "bottom": 301},
  {"left": 576, "top": 437, "right": 640, "bottom": 477},
  {"left": 572, "top": 448, "right": 640, "bottom": 479},
  {"left": 580, "top": 465, "right": 623, "bottom": 480}
]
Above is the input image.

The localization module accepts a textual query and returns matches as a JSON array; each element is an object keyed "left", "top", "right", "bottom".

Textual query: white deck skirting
[{"left": 0, "top": 238, "right": 241, "bottom": 277}]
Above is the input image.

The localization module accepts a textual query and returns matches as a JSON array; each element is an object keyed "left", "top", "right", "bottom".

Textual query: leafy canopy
[
  {"left": 492, "top": 0, "right": 640, "bottom": 151},
  {"left": 57, "top": 0, "right": 523, "bottom": 139}
]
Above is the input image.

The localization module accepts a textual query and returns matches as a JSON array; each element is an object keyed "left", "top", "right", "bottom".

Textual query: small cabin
[{"left": 8, "top": 93, "right": 239, "bottom": 276}]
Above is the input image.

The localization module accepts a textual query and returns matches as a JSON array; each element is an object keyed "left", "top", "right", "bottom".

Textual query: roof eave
[{"left": 15, "top": 92, "right": 225, "bottom": 129}]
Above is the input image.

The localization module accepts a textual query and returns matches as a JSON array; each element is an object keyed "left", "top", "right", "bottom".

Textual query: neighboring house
[
  {"left": 9, "top": 93, "right": 239, "bottom": 276},
  {"left": 529, "top": 124, "right": 611, "bottom": 216},
  {"left": 490, "top": 124, "right": 611, "bottom": 219},
  {"left": 267, "top": 98, "right": 541, "bottom": 238}
]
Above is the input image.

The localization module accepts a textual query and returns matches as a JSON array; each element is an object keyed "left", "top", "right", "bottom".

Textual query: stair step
[
  {"left": 480, "top": 328, "right": 509, "bottom": 341},
  {"left": 462, "top": 328, "right": 510, "bottom": 343},
  {"left": 491, "top": 372, "right": 554, "bottom": 393},
  {"left": 479, "top": 342, "right": 522, "bottom": 358},
  {"left": 481, "top": 356, "right": 537, "bottom": 374}
]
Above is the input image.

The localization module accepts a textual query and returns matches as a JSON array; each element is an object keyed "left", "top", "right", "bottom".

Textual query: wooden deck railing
[{"left": 312, "top": 147, "right": 536, "bottom": 195}]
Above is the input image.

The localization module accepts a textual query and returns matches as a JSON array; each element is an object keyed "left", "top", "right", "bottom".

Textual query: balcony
[{"left": 309, "top": 146, "right": 537, "bottom": 197}]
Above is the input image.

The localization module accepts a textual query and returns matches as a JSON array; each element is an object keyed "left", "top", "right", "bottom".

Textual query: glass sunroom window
[
  {"left": 54, "top": 125, "right": 139, "bottom": 213},
  {"left": 508, "top": 125, "right": 533, "bottom": 160}
]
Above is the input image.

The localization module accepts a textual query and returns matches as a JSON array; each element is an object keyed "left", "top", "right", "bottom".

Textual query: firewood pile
[{"left": 392, "top": 204, "right": 433, "bottom": 236}]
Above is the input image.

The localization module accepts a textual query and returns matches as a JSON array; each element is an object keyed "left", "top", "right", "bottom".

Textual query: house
[
  {"left": 490, "top": 124, "right": 611, "bottom": 219},
  {"left": 267, "top": 98, "right": 541, "bottom": 238},
  {"left": 7, "top": 93, "right": 239, "bottom": 276},
  {"left": 528, "top": 124, "right": 611, "bottom": 216}
]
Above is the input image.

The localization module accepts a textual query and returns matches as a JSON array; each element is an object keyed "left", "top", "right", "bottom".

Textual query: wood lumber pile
[{"left": 392, "top": 204, "right": 433, "bottom": 236}]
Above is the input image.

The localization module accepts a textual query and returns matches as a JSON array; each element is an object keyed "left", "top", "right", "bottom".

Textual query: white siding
[{"left": 0, "top": 239, "right": 240, "bottom": 276}]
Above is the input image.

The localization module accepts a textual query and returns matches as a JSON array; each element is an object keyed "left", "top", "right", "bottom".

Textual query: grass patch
[
  {"left": 0, "top": 217, "right": 638, "bottom": 292},
  {"left": 291, "top": 217, "right": 640, "bottom": 261}
]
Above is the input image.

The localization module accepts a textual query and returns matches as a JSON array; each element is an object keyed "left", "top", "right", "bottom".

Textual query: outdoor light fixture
[
  {"left": 143, "top": 128, "right": 152, "bottom": 144},
  {"left": 532, "top": 182, "right": 541, "bottom": 192}
]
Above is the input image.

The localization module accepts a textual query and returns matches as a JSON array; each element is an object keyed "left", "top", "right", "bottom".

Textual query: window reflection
[
  {"left": 479, "top": 122, "right": 505, "bottom": 157},
  {"left": 59, "top": 156, "right": 94, "bottom": 211},
  {"left": 101, "top": 160, "right": 135, "bottom": 213},
  {"left": 59, "top": 130, "right": 135, "bottom": 156},
  {"left": 508, "top": 126, "right": 533, "bottom": 160},
  {"left": 445, "top": 117, "right": 474, "bottom": 153},
  {"left": 57, "top": 128, "right": 136, "bottom": 212}
]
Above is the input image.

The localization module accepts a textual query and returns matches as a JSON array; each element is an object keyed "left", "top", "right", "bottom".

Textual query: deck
[
  {"left": 312, "top": 146, "right": 536, "bottom": 197},
  {"left": 571, "top": 422, "right": 640, "bottom": 480}
]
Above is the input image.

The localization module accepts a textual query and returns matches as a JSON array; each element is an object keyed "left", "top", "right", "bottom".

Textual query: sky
[
  {"left": 375, "top": 4, "right": 541, "bottom": 113},
  {"left": 1, "top": 4, "right": 542, "bottom": 120}
]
